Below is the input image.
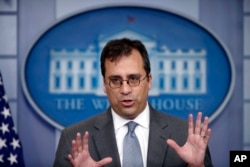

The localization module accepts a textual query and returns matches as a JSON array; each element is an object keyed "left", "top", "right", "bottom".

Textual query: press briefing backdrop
[{"left": 0, "top": 0, "right": 248, "bottom": 166}]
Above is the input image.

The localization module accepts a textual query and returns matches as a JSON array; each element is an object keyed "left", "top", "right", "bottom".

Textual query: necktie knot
[{"left": 127, "top": 121, "right": 138, "bottom": 133}]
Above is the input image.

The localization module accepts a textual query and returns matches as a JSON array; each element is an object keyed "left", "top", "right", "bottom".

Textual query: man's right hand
[{"left": 68, "top": 132, "right": 112, "bottom": 167}]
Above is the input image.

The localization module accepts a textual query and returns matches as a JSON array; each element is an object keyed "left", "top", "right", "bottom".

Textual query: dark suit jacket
[{"left": 53, "top": 105, "right": 213, "bottom": 167}]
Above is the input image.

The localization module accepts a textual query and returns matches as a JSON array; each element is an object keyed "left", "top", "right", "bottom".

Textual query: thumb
[
  {"left": 96, "top": 157, "right": 112, "bottom": 166},
  {"left": 166, "top": 139, "right": 181, "bottom": 152}
]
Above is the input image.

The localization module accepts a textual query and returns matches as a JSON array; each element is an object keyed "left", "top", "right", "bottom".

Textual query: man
[{"left": 53, "top": 38, "right": 213, "bottom": 167}]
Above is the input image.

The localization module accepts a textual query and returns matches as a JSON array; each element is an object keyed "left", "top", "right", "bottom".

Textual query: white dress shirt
[{"left": 111, "top": 103, "right": 150, "bottom": 167}]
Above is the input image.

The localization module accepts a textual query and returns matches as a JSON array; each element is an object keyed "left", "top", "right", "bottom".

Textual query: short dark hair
[{"left": 100, "top": 38, "right": 151, "bottom": 77}]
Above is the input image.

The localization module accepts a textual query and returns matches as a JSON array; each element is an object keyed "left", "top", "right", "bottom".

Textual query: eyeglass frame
[{"left": 105, "top": 74, "right": 148, "bottom": 89}]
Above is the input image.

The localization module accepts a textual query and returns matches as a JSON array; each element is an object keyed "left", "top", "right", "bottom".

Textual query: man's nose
[{"left": 119, "top": 80, "right": 132, "bottom": 94}]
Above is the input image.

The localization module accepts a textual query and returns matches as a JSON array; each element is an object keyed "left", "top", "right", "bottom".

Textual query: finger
[
  {"left": 76, "top": 132, "right": 83, "bottom": 152},
  {"left": 96, "top": 157, "right": 113, "bottom": 166},
  {"left": 83, "top": 131, "right": 89, "bottom": 152},
  {"left": 195, "top": 112, "right": 202, "bottom": 135},
  {"left": 68, "top": 154, "right": 76, "bottom": 166},
  {"left": 71, "top": 140, "right": 78, "bottom": 159},
  {"left": 188, "top": 114, "right": 194, "bottom": 135},
  {"left": 200, "top": 116, "right": 209, "bottom": 137},
  {"left": 203, "top": 128, "right": 212, "bottom": 144}
]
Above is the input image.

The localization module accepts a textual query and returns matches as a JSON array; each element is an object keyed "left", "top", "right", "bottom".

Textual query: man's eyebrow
[
  {"left": 108, "top": 75, "right": 122, "bottom": 79},
  {"left": 108, "top": 74, "right": 141, "bottom": 79},
  {"left": 127, "top": 74, "right": 141, "bottom": 78}
]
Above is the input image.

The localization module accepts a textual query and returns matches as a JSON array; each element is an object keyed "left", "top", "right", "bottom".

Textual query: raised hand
[
  {"left": 68, "top": 132, "right": 112, "bottom": 167},
  {"left": 166, "top": 112, "right": 211, "bottom": 167}
]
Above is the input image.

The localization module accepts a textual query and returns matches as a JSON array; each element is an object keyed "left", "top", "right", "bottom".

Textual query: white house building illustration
[{"left": 49, "top": 30, "right": 207, "bottom": 95}]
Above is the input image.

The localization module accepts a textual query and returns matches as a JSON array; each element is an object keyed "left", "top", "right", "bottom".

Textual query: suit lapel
[
  {"left": 147, "top": 107, "right": 171, "bottom": 167},
  {"left": 92, "top": 109, "right": 121, "bottom": 167},
  {"left": 90, "top": 107, "right": 174, "bottom": 167}
]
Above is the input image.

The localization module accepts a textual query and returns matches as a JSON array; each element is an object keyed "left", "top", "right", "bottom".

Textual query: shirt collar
[{"left": 111, "top": 103, "right": 150, "bottom": 131}]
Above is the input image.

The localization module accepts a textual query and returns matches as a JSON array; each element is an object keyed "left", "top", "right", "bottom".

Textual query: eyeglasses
[{"left": 107, "top": 75, "right": 148, "bottom": 89}]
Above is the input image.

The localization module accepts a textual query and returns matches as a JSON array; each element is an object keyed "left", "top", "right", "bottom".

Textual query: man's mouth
[{"left": 121, "top": 100, "right": 134, "bottom": 107}]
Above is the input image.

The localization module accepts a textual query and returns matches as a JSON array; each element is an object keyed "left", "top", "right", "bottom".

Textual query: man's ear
[
  {"left": 148, "top": 74, "right": 152, "bottom": 90},
  {"left": 103, "top": 78, "right": 107, "bottom": 94}
]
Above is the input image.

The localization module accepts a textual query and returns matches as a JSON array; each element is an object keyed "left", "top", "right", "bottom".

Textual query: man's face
[{"left": 103, "top": 49, "right": 152, "bottom": 120}]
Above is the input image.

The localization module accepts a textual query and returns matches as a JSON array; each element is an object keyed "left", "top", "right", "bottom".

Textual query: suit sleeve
[
  {"left": 53, "top": 129, "right": 72, "bottom": 167},
  {"left": 204, "top": 147, "right": 214, "bottom": 167}
]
